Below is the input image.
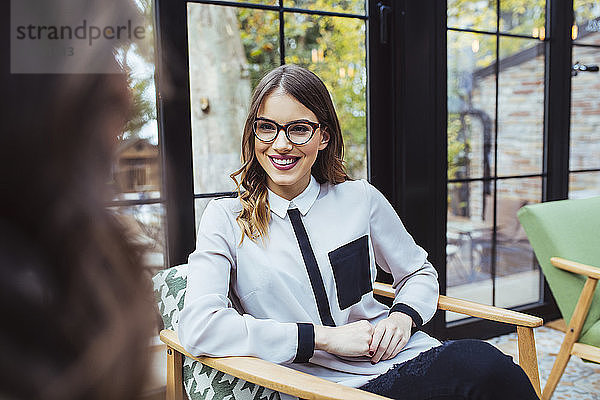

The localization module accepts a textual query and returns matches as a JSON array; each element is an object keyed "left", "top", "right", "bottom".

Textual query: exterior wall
[
  {"left": 570, "top": 36, "right": 600, "bottom": 198},
  {"left": 114, "top": 139, "right": 160, "bottom": 193}
]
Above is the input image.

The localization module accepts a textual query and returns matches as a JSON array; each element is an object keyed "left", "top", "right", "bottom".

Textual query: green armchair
[{"left": 518, "top": 196, "right": 600, "bottom": 400}]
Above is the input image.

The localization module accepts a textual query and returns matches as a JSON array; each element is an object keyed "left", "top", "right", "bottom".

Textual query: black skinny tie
[{"left": 288, "top": 208, "right": 336, "bottom": 327}]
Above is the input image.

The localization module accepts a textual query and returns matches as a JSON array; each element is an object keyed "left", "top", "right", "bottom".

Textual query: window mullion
[{"left": 544, "top": 0, "right": 573, "bottom": 201}]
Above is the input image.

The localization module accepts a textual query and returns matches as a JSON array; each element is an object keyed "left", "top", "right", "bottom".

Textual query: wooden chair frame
[
  {"left": 160, "top": 282, "right": 543, "bottom": 400},
  {"left": 540, "top": 257, "right": 600, "bottom": 400}
]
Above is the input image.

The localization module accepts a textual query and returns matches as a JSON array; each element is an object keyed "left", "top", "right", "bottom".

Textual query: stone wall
[
  {"left": 463, "top": 31, "right": 600, "bottom": 219},
  {"left": 571, "top": 56, "right": 600, "bottom": 171}
]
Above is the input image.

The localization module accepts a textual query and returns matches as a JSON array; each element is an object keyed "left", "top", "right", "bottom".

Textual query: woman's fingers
[
  {"left": 371, "top": 324, "right": 395, "bottom": 363},
  {"left": 369, "top": 322, "right": 385, "bottom": 356},
  {"left": 382, "top": 330, "right": 403, "bottom": 360},
  {"left": 369, "top": 313, "right": 414, "bottom": 362},
  {"left": 384, "top": 331, "right": 409, "bottom": 360}
]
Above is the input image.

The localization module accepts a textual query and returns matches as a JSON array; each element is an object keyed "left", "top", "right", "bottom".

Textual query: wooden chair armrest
[
  {"left": 373, "top": 282, "right": 543, "bottom": 327},
  {"left": 551, "top": 257, "right": 600, "bottom": 280},
  {"left": 437, "top": 295, "right": 543, "bottom": 327},
  {"left": 159, "top": 329, "right": 390, "bottom": 400}
]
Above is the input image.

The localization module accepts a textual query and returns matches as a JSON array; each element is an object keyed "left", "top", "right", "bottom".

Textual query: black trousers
[{"left": 358, "top": 339, "right": 539, "bottom": 400}]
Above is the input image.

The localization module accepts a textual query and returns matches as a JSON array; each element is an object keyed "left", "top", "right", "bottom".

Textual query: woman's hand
[
  {"left": 369, "top": 312, "right": 413, "bottom": 363},
  {"left": 314, "top": 320, "right": 374, "bottom": 357}
]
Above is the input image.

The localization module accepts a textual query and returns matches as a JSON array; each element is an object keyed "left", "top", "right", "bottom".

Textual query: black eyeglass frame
[{"left": 252, "top": 117, "right": 321, "bottom": 145}]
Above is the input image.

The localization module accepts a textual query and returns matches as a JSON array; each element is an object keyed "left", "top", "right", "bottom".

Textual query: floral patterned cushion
[{"left": 152, "top": 265, "right": 284, "bottom": 400}]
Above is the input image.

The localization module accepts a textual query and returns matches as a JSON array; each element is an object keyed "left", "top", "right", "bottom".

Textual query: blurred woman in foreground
[{"left": 0, "top": 2, "right": 155, "bottom": 399}]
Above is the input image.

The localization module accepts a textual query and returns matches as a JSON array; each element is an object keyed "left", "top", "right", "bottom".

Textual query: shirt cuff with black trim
[
  {"left": 293, "top": 322, "right": 315, "bottom": 363},
  {"left": 389, "top": 303, "right": 424, "bottom": 331}
]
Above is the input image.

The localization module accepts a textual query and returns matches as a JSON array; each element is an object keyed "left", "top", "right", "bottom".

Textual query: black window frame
[
  {"left": 154, "top": 0, "right": 587, "bottom": 339},
  {"left": 155, "top": 0, "right": 380, "bottom": 267},
  {"left": 438, "top": 0, "right": 576, "bottom": 339}
]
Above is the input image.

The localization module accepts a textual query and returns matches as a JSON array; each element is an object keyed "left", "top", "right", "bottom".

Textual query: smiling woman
[
  {"left": 177, "top": 64, "right": 539, "bottom": 400},
  {"left": 230, "top": 64, "right": 347, "bottom": 242}
]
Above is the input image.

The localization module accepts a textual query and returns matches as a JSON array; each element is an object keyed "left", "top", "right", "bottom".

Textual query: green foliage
[
  {"left": 123, "top": 73, "right": 156, "bottom": 137},
  {"left": 119, "top": 0, "right": 157, "bottom": 141},
  {"left": 448, "top": 0, "right": 546, "bottom": 35},
  {"left": 238, "top": 9, "right": 280, "bottom": 89},
  {"left": 574, "top": 0, "right": 600, "bottom": 26},
  {"left": 449, "top": 0, "right": 600, "bottom": 55},
  {"left": 288, "top": 0, "right": 365, "bottom": 15}
]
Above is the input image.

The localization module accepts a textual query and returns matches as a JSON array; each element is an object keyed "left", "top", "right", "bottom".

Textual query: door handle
[
  {"left": 572, "top": 61, "right": 599, "bottom": 76},
  {"left": 378, "top": 2, "right": 391, "bottom": 45}
]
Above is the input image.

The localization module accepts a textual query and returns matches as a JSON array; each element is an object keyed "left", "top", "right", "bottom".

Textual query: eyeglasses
[{"left": 252, "top": 117, "right": 321, "bottom": 145}]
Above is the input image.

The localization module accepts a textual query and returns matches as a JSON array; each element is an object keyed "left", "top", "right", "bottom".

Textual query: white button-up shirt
[{"left": 179, "top": 176, "right": 441, "bottom": 389}]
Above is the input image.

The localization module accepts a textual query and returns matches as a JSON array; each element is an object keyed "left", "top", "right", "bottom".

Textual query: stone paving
[{"left": 487, "top": 325, "right": 600, "bottom": 400}]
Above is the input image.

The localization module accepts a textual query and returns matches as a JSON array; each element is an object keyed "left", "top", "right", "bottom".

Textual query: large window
[
  {"left": 446, "top": 1, "right": 547, "bottom": 322},
  {"left": 155, "top": 1, "right": 593, "bottom": 337},
  {"left": 153, "top": 0, "right": 373, "bottom": 264},
  {"left": 111, "top": 0, "right": 165, "bottom": 276},
  {"left": 186, "top": 1, "right": 368, "bottom": 226},
  {"left": 446, "top": 0, "right": 600, "bottom": 327}
]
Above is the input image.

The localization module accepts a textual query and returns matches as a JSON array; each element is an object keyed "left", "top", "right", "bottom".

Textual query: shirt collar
[{"left": 268, "top": 175, "right": 321, "bottom": 219}]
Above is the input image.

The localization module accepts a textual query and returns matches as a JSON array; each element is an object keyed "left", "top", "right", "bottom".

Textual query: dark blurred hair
[
  {"left": 0, "top": 11, "right": 154, "bottom": 400},
  {"left": 231, "top": 64, "right": 348, "bottom": 243}
]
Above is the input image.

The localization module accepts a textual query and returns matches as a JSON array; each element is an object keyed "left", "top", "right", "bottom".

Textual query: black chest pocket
[{"left": 328, "top": 235, "right": 372, "bottom": 310}]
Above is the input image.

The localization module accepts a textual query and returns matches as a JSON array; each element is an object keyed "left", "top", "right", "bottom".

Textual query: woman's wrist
[{"left": 313, "top": 325, "right": 330, "bottom": 352}]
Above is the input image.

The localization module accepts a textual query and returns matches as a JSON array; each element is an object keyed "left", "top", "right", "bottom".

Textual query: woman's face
[{"left": 254, "top": 89, "right": 329, "bottom": 200}]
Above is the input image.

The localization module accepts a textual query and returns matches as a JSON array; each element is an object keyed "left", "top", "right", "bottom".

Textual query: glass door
[{"left": 446, "top": 0, "right": 547, "bottom": 325}]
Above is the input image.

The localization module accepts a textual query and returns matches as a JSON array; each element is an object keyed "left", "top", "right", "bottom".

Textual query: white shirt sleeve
[
  {"left": 178, "top": 200, "right": 312, "bottom": 364},
  {"left": 364, "top": 180, "right": 439, "bottom": 327}
]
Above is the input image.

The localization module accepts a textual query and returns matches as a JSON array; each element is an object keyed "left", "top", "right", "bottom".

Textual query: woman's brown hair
[
  {"left": 231, "top": 64, "right": 349, "bottom": 243},
  {"left": 0, "top": 4, "right": 154, "bottom": 399}
]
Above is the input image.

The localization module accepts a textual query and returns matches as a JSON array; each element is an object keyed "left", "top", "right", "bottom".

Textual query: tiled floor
[{"left": 487, "top": 324, "right": 600, "bottom": 400}]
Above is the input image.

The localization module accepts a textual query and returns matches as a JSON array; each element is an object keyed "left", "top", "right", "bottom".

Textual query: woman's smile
[{"left": 268, "top": 154, "right": 301, "bottom": 170}]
